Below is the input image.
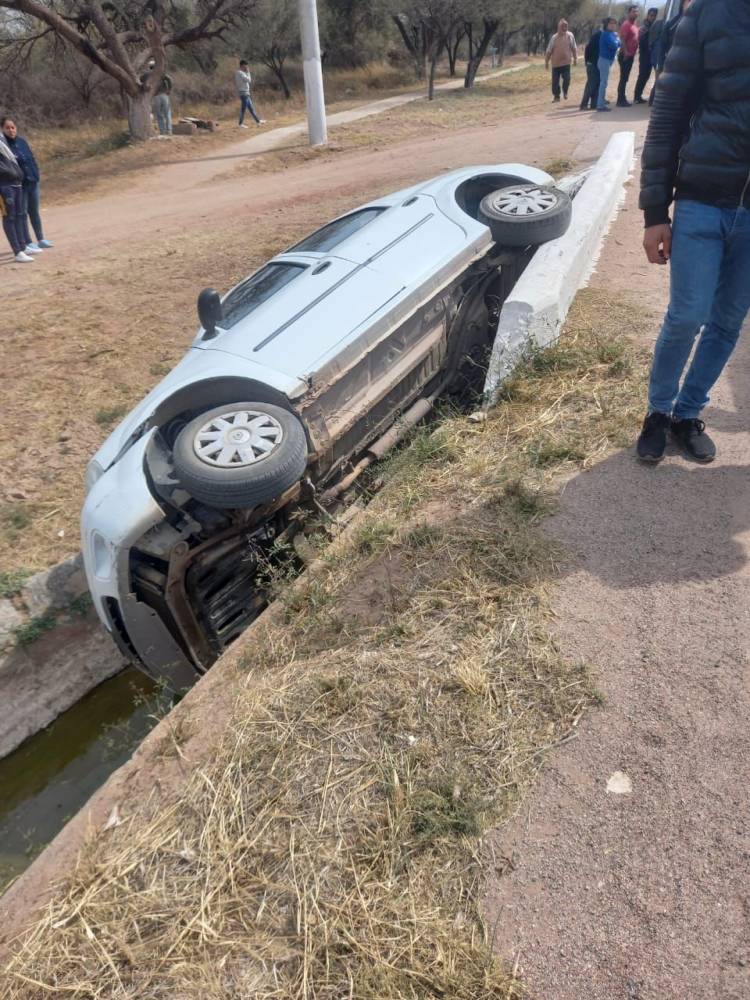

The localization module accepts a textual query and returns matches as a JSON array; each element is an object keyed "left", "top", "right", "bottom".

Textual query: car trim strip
[{"left": 252, "top": 214, "right": 435, "bottom": 353}]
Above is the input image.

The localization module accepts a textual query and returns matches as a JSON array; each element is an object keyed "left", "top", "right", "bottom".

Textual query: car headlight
[{"left": 85, "top": 460, "right": 105, "bottom": 494}]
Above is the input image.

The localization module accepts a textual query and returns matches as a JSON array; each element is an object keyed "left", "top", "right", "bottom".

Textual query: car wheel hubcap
[
  {"left": 193, "top": 410, "right": 284, "bottom": 468},
  {"left": 487, "top": 187, "right": 558, "bottom": 217}
]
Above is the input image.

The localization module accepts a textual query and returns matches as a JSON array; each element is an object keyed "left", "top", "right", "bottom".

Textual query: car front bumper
[{"left": 81, "top": 430, "right": 200, "bottom": 690}]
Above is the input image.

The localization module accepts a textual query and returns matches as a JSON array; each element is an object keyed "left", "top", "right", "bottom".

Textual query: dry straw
[{"left": 3, "top": 289, "right": 650, "bottom": 998}]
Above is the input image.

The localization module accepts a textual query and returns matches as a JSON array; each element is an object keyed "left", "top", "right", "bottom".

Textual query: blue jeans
[
  {"left": 648, "top": 200, "right": 750, "bottom": 419},
  {"left": 1, "top": 183, "right": 26, "bottom": 254},
  {"left": 239, "top": 93, "right": 260, "bottom": 125},
  {"left": 20, "top": 181, "right": 44, "bottom": 243},
  {"left": 152, "top": 94, "right": 172, "bottom": 135},
  {"left": 581, "top": 62, "right": 600, "bottom": 108},
  {"left": 597, "top": 57, "right": 613, "bottom": 108}
]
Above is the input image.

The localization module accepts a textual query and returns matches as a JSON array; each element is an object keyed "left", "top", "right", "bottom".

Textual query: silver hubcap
[
  {"left": 488, "top": 187, "right": 558, "bottom": 217},
  {"left": 193, "top": 410, "right": 283, "bottom": 468}
]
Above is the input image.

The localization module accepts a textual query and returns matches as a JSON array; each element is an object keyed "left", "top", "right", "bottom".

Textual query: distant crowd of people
[
  {"left": 0, "top": 117, "right": 52, "bottom": 264},
  {"left": 545, "top": 1, "right": 692, "bottom": 112}
]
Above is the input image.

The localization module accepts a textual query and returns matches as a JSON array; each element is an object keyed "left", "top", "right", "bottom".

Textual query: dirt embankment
[{"left": 1, "top": 276, "right": 654, "bottom": 994}]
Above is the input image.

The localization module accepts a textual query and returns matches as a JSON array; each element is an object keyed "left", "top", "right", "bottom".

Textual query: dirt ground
[
  {"left": 483, "top": 145, "right": 750, "bottom": 997},
  {"left": 0, "top": 65, "right": 639, "bottom": 574},
  {"left": 2, "top": 58, "right": 748, "bottom": 996}
]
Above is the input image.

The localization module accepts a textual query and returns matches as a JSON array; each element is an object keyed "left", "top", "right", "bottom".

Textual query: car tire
[
  {"left": 172, "top": 402, "right": 308, "bottom": 509},
  {"left": 479, "top": 184, "right": 572, "bottom": 247}
]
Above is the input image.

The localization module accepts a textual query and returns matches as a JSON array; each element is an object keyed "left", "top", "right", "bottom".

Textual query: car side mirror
[{"left": 198, "top": 288, "right": 223, "bottom": 339}]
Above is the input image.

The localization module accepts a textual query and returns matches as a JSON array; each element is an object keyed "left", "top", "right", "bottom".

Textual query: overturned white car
[{"left": 82, "top": 165, "right": 572, "bottom": 688}]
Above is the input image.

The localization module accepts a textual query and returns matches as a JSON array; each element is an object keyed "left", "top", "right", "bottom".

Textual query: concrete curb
[
  {"left": 483, "top": 130, "right": 636, "bottom": 406},
  {"left": 0, "top": 554, "right": 125, "bottom": 759}
]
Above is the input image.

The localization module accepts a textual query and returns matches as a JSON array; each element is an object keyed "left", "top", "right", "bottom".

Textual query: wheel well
[
  {"left": 454, "top": 173, "right": 533, "bottom": 223},
  {"left": 150, "top": 378, "right": 298, "bottom": 447}
]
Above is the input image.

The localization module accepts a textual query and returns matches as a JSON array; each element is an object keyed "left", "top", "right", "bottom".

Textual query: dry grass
[{"left": 2, "top": 289, "right": 651, "bottom": 998}]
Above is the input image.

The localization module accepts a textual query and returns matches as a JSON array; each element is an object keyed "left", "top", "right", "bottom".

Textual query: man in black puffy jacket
[{"left": 636, "top": 0, "right": 750, "bottom": 464}]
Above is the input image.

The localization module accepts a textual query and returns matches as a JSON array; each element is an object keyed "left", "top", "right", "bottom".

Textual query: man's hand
[{"left": 643, "top": 223, "right": 672, "bottom": 264}]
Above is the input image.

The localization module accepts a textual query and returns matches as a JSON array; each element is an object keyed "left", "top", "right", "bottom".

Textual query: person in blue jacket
[
  {"left": 1, "top": 116, "right": 53, "bottom": 251},
  {"left": 597, "top": 17, "right": 622, "bottom": 111}
]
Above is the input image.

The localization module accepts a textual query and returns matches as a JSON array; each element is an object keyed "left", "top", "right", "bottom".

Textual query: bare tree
[
  {"left": 323, "top": 0, "right": 392, "bottom": 67},
  {"left": 445, "top": 18, "right": 466, "bottom": 76},
  {"left": 56, "top": 45, "right": 110, "bottom": 107},
  {"left": 393, "top": 1, "right": 465, "bottom": 98},
  {"left": 462, "top": 0, "right": 525, "bottom": 89},
  {"left": 0, "top": 0, "right": 257, "bottom": 140},
  {"left": 241, "top": 0, "right": 297, "bottom": 99}
]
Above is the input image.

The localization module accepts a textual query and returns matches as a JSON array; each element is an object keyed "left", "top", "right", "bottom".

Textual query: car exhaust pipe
[{"left": 320, "top": 395, "right": 435, "bottom": 503}]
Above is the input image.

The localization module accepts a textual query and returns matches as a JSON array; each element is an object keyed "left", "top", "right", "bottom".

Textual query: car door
[{"left": 196, "top": 255, "right": 404, "bottom": 383}]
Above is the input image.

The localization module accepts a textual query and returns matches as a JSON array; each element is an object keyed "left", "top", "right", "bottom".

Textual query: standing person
[
  {"left": 636, "top": 0, "right": 750, "bottom": 464},
  {"left": 580, "top": 20, "right": 604, "bottom": 111},
  {"left": 649, "top": 0, "right": 692, "bottom": 107},
  {"left": 646, "top": 12, "right": 666, "bottom": 106},
  {"left": 236, "top": 59, "right": 266, "bottom": 128},
  {"left": 1, "top": 117, "right": 53, "bottom": 251},
  {"left": 545, "top": 19, "right": 578, "bottom": 103},
  {"left": 596, "top": 18, "right": 621, "bottom": 112},
  {"left": 616, "top": 5, "right": 640, "bottom": 107},
  {"left": 142, "top": 59, "right": 173, "bottom": 136},
  {"left": 0, "top": 133, "right": 33, "bottom": 263},
  {"left": 633, "top": 7, "right": 659, "bottom": 104}
]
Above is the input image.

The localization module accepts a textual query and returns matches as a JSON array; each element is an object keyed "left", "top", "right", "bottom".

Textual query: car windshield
[
  {"left": 291, "top": 207, "right": 385, "bottom": 254},
  {"left": 221, "top": 262, "right": 306, "bottom": 329}
]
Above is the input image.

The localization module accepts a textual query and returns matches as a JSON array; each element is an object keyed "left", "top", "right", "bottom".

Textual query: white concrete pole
[{"left": 298, "top": 0, "right": 328, "bottom": 146}]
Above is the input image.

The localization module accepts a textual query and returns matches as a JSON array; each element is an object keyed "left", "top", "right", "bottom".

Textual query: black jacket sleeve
[
  {"left": 584, "top": 31, "right": 601, "bottom": 65},
  {"left": 639, "top": 4, "right": 703, "bottom": 226}
]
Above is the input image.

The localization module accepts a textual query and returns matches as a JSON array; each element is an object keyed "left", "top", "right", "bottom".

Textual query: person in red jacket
[{"left": 617, "top": 4, "right": 640, "bottom": 106}]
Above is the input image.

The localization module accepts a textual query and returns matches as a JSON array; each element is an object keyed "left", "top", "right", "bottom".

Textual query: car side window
[
  {"left": 291, "top": 207, "right": 385, "bottom": 253},
  {"left": 221, "top": 263, "right": 306, "bottom": 329}
]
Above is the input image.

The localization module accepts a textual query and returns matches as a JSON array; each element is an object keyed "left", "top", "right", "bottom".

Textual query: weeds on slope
[{"left": 4, "top": 290, "right": 650, "bottom": 999}]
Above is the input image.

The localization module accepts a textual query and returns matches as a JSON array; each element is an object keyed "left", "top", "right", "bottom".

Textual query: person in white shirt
[{"left": 235, "top": 59, "right": 266, "bottom": 127}]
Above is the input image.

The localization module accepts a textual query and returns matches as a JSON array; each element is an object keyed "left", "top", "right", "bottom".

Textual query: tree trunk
[
  {"left": 448, "top": 27, "right": 465, "bottom": 77},
  {"left": 127, "top": 90, "right": 152, "bottom": 141},
  {"left": 272, "top": 61, "right": 291, "bottom": 99},
  {"left": 464, "top": 19, "right": 499, "bottom": 89},
  {"left": 427, "top": 52, "right": 438, "bottom": 100}
]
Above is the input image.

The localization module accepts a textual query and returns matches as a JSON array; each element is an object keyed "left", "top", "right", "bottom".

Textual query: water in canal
[{"left": 0, "top": 667, "right": 169, "bottom": 894}]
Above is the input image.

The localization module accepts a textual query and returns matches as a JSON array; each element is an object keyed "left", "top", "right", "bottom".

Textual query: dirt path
[
  {"left": 0, "top": 88, "right": 626, "bottom": 278},
  {"left": 0, "top": 64, "right": 528, "bottom": 268},
  {"left": 484, "top": 146, "right": 750, "bottom": 998}
]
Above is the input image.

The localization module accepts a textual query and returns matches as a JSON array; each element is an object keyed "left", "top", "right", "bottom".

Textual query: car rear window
[
  {"left": 221, "top": 262, "right": 306, "bottom": 329},
  {"left": 291, "top": 207, "right": 385, "bottom": 253}
]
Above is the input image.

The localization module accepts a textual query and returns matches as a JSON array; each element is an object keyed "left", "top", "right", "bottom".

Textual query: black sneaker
[
  {"left": 634, "top": 97, "right": 647, "bottom": 104},
  {"left": 637, "top": 411, "right": 670, "bottom": 463},
  {"left": 670, "top": 418, "right": 716, "bottom": 463},
  {"left": 617, "top": 99, "right": 632, "bottom": 107}
]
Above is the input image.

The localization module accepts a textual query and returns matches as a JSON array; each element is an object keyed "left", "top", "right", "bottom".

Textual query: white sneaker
[
  {"left": 15, "top": 251, "right": 34, "bottom": 262},
  {"left": 25, "top": 244, "right": 43, "bottom": 253},
  {"left": 258, "top": 119, "right": 266, "bottom": 125},
  {"left": 38, "top": 239, "right": 54, "bottom": 248},
  {"left": 239, "top": 123, "right": 249, "bottom": 128}
]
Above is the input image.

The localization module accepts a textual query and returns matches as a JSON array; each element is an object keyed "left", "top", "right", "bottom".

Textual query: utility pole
[{"left": 298, "top": 0, "right": 327, "bottom": 146}]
